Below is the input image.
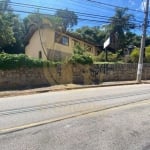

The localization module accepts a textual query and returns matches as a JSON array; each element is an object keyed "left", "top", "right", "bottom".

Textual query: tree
[
  {"left": 145, "top": 36, "right": 150, "bottom": 47},
  {"left": 4, "top": 15, "right": 25, "bottom": 54},
  {"left": 23, "top": 14, "right": 41, "bottom": 34},
  {"left": 0, "top": 1, "right": 15, "bottom": 50},
  {"left": 124, "top": 32, "right": 141, "bottom": 47},
  {"left": 0, "top": 13, "right": 15, "bottom": 50},
  {"left": 0, "top": 0, "right": 25, "bottom": 53},
  {"left": 55, "top": 9, "right": 78, "bottom": 31},
  {"left": 106, "top": 8, "right": 135, "bottom": 50},
  {"left": 23, "top": 14, "right": 62, "bottom": 34},
  {"left": 75, "top": 26, "right": 106, "bottom": 45}
]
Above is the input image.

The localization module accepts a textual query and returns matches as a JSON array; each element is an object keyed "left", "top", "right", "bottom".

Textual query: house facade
[{"left": 25, "top": 26, "right": 99, "bottom": 61}]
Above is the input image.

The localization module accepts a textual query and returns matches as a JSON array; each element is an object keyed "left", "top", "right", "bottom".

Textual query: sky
[{"left": 9, "top": 0, "right": 148, "bottom": 35}]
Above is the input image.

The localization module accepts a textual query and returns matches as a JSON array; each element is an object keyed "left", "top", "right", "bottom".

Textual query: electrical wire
[
  {"left": 8, "top": 1, "right": 143, "bottom": 25},
  {"left": 0, "top": 0, "right": 147, "bottom": 29}
]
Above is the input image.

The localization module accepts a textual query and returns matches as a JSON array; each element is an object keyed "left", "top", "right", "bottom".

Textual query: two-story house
[{"left": 25, "top": 24, "right": 100, "bottom": 61}]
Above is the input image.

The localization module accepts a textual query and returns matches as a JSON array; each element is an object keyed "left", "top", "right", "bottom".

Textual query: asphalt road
[
  {"left": 0, "top": 84, "right": 150, "bottom": 150},
  {"left": 0, "top": 96, "right": 150, "bottom": 150}
]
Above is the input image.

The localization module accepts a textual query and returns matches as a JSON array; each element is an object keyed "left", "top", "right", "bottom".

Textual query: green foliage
[
  {"left": 145, "top": 46, "right": 150, "bottom": 63},
  {"left": 106, "top": 8, "right": 135, "bottom": 49},
  {"left": 0, "top": 53, "right": 56, "bottom": 70},
  {"left": 69, "top": 54, "right": 93, "bottom": 64},
  {"left": 23, "top": 14, "right": 63, "bottom": 35},
  {"left": 108, "top": 52, "right": 118, "bottom": 62},
  {"left": 146, "top": 53, "right": 150, "bottom": 63},
  {"left": 0, "top": 0, "right": 25, "bottom": 53},
  {"left": 123, "top": 55, "right": 132, "bottom": 63},
  {"left": 124, "top": 32, "right": 141, "bottom": 47},
  {"left": 55, "top": 9, "right": 78, "bottom": 31},
  {"left": 128, "top": 46, "right": 150, "bottom": 63},
  {"left": 73, "top": 44, "right": 85, "bottom": 55},
  {"left": 130, "top": 48, "right": 139, "bottom": 63},
  {"left": 94, "top": 51, "right": 118, "bottom": 62},
  {"left": 75, "top": 26, "right": 106, "bottom": 45},
  {"left": 4, "top": 14, "right": 25, "bottom": 54},
  {"left": 94, "top": 51, "right": 105, "bottom": 62},
  {"left": 0, "top": 13, "right": 16, "bottom": 49},
  {"left": 68, "top": 45, "right": 93, "bottom": 64}
]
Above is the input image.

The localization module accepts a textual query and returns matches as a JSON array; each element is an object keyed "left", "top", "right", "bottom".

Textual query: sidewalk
[{"left": 0, "top": 80, "right": 150, "bottom": 98}]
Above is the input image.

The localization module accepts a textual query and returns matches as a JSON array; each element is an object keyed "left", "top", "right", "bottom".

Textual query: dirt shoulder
[{"left": 0, "top": 80, "right": 149, "bottom": 98}]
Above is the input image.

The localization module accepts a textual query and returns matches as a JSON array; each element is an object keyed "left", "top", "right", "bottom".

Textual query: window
[
  {"left": 39, "top": 51, "right": 42, "bottom": 59},
  {"left": 55, "top": 32, "right": 69, "bottom": 46},
  {"left": 62, "top": 36, "right": 69, "bottom": 46}
]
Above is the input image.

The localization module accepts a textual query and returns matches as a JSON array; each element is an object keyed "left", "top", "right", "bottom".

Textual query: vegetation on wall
[{"left": 0, "top": 53, "right": 58, "bottom": 70}]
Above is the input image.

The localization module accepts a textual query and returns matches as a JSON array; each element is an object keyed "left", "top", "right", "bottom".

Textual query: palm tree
[{"left": 107, "top": 8, "right": 135, "bottom": 50}]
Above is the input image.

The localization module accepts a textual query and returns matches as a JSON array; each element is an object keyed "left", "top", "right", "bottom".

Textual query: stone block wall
[{"left": 0, "top": 63, "right": 150, "bottom": 90}]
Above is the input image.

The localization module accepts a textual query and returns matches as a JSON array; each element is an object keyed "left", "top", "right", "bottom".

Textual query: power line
[
  {"left": 83, "top": 0, "right": 144, "bottom": 13},
  {"left": 5, "top": 8, "right": 111, "bottom": 24},
  {"left": 8, "top": 1, "right": 143, "bottom": 24},
  {"left": 9, "top": 3, "right": 111, "bottom": 22},
  {"left": 68, "top": 0, "right": 115, "bottom": 13},
  {"left": 3, "top": 8, "right": 142, "bottom": 29},
  {"left": 70, "top": 0, "right": 144, "bottom": 22},
  {"left": 0, "top": 1, "right": 144, "bottom": 28},
  {"left": 8, "top": 1, "right": 117, "bottom": 19}
]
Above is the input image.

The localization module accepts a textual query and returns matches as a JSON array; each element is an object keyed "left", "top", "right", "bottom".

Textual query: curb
[{"left": 0, "top": 81, "right": 144, "bottom": 98}]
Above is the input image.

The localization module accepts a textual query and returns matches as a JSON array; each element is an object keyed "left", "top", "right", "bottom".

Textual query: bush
[
  {"left": 124, "top": 55, "right": 132, "bottom": 63},
  {"left": 0, "top": 53, "right": 56, "bottom": 70},
  {"left": 146, "top": 53, "right": 150, "bottom": 63},
  {"left": 108, "top": 52, "right": 118, "bottom": 62},
  {"left": 130, "top": 48, "right": 139, "bottom": 63},
  {"left": 68, "top": 44, "right": 93, "bottom": 64},
  {"left": 145, "top": 46, "right": 150, "bottom": 62},
  {"left": 73, "top": 44, "right": 85, "bottom": 55},
  {"left": 94, "top": 51, "right": 105, "bottom": 62},
  {"left": 68, "top": 54, "right": 93, "bottom": 64},
  {"left": 94, "top": 51, "right": 118, "bottom": 62}
]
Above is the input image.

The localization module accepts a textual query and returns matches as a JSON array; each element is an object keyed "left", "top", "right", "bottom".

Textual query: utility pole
[{"left": 136, "top": 0, "right": 149, "bottom": 83}]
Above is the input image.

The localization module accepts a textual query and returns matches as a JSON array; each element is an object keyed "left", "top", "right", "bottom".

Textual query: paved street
[
  {"left": 0, "top": 84, "right": 150, "bottom": 150},
  {"left": 0, "top": 97, "right": 150, "bottom": 150}
]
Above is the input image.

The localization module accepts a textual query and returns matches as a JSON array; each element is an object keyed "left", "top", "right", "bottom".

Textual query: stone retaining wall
[{"left": 0, "top": 64, "right": 150, "bottom": 90}]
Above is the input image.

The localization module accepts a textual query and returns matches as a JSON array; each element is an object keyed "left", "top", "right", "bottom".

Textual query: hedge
[
  {"left": 68, "top": 54, "right": 93, "bottom": 64},
  {"left": 0, "top": 53, "right": 56, "bottom": 70}
]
